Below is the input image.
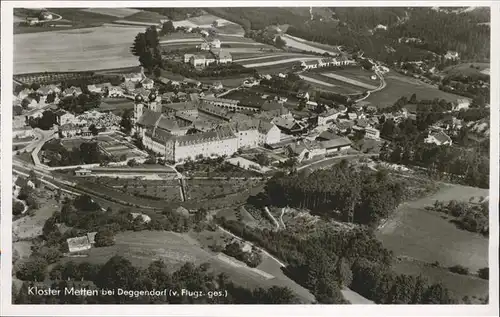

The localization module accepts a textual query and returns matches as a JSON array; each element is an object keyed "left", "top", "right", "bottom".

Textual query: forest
[
  {"left": 286, "top": 7, "right": 489, "bottom": 63},
  {"left": 261, "top": 161, "right": 422, "bottom": 226}
]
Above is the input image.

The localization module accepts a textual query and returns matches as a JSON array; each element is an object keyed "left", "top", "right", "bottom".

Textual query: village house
[
  {"left": 121, "top": 81, "right": 137, "bottom": 94},
  {"left": 122, "top": 72, "right": 143, "bottom": 82},
  {"left": 454, "top": 98, "right": 471, "bottom": 111},
  {"left": 317, "top": 108, "right": 340, "bottom": 126},
  {"left": 141, "top": 78, "right": 155, "bottom": 90},
  {"left": 17, "top": 88, "right": 34, "bottom": 100},
  {"left": 320, "top": 137, "right": 352, "bottom": 154},
  {"left": 22, "top": 97, "right": 38, "bottom": 108},
  {"left": 297, "top": 91, "right": 310, "bottom": 101},
  {"left": 286, "top": 140, "right": 325, "bottom": 162},
  {"left": 272, "top": 117, "right": 303, "bottom": 135},
  {"left": 316, "top": 130, "right": 341, "bottom": 141},
  {"left": 59, "top": 123, "right": 79, "bottom": 138},
  {"left": 364, "top": 126, "right": 380, "bottom": 139},
  {"left": 444, "top": 51, "right": 460, "bottom": 60},
  {"left": 57, "top": 110, "right": 77, "bottom": 125},
  {"left": 306, "top": 100, "right": 318, "bottom": 110},
  {"left": 425, "top": 131, "right": 452, "bottom": 146},
  {"left": 63, "top": 86, "right": 83, "bottom": 98}
]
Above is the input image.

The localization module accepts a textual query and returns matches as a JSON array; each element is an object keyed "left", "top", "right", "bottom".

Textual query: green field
[
  {"left": 376, "top": 183, "right": 489, "bottom": 299},
  {"left": 100, "top": 98, "right": 134, "bottom": 113},
  {"left": 299, "top": 72, "right": 363, "bottom": 95},
  {"left": 443, "top": 62, "right": 490, "bottom": 78},
  {"left": 393, "top": 259, "right": 488, "bottom": 302},
  {"left": 366, "top": 73, "right": 463, "bottom": 108},
  {"left": 122, "top": 10, "right": 168, "bottom": 23},
  {"left": 328, "top": 67, "right": 379, "bottom": 87}
]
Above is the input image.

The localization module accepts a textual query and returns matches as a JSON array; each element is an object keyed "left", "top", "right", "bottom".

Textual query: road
[
  {"left": 355, "top": 69, "right": 387, "bottom": 103},
  {"left": 297, "top": 153, "right": 379, "bottom": 171},
  {"left": 264, "top": 206, "right": 280, "bottom": 230}
]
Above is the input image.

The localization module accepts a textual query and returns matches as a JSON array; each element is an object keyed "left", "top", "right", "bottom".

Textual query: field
[
  {"left": 393, "top": 259, "right": 488, "bottom": 301},
  {"left": 64, "top": 229, "right": 312, "bottom": 301},
  {"left": 325, "top": 67, "right": 379, "bottom": 87},
  {"left": 241, "top": 56, "right": 317, "bottom": 68},
  {"left": 122, "top": 10, "right": 168, "bottom": 23},
  {"left": 443, "top": 62, "right": 490, "bottom": 78},
  {"left": 376, "top": 183, "right": 489, "bottom": 299},
  {"left": 184, "top": 178, "right": 263, "bottom": 201},
  {"left": 366, "top": 72, "right": 463, "bottom": 108},
  {"left": 14, "top": 8, "right": 119, "bottom": 34},
  {"left": 281, "top": 34, "right": 341, "bottom": 55},
  {"left": 321, "top": 72, "right": 378, "bottom": 90},
  {"left": 94, "top": 177, "right": 182, "bottom": 202},
  {"left": 299, "top": 73, "right": 363, "bottom": 95},
  {"left": 81, "top": 8, "right": 142, "bottom": 18},
  {"left": 14, "top": 25, "right": 143, "bottom": 74},
  {"left": 60, "top": 133, "right": 145, "bottom": 160}
]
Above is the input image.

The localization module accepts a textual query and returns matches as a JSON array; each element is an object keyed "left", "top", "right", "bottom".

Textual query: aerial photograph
[{"left": 11, "top": 6, "right": 490, "bottom": 305}]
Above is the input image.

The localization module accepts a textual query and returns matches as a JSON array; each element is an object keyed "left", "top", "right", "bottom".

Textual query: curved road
[{"left": 355, "top": 69, "right": 387, "bottom": 103}]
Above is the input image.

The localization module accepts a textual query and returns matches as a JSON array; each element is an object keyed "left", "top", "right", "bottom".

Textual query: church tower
[
  {"left": 148, "top": 90, "right": 160, "bottom": 112},
  {"left": 133, "top": 94, "right": 145, "bottom": 124}
]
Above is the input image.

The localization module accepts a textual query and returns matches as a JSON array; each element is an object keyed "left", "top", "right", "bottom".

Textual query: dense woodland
[
  {"left": 263, "top": 163, "right": 412, "bottom": 226},
  {"left": 286, "top": 7, "right": 489, "bottom": 63},
  {"left": 15, "top": 257, "right": 299, "bottom": 304}
]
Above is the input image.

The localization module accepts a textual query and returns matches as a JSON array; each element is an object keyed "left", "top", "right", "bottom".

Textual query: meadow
[
  {"left": 14, "top": 25, "right": 143, "bottom": 74},
  {"left": 366, "top": 72, "right": 463, "bottom": 108},
  {"left": 376, "top": 183, "right": 489, "bottom": 299},
  {"left": 281, "top": 34, "right": 341, "bottom": 55}
]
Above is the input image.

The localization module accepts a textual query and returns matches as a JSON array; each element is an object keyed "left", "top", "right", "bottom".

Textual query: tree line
[
  {"left": 430, "top": 199, "right": 488, "bottom": 236},
  {"left": 15, "top": 256, "right": 299, "bottom": 304}
]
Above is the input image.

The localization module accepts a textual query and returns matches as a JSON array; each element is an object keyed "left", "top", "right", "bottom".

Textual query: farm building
[
  {"left": 319, "top": 137, "right": 352, "bottom": 154},
  {"left": 66, "top": 236, "right": 92, "bottom": 253},
  {"left": 286, "top": 140, "right": 324, "bottom": 162}
]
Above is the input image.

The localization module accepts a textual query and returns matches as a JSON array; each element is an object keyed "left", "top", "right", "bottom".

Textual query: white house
[
  {"left": 184, "top": 53, "right": 195, "bottom": 63},
  {"left": 454, "top": 98, "right": 471, "bottom": 111},
  {"left": 425, "top": 131, "right": 452, "bottom": 146},
  {"left": 444, "top": 51, "right": 460, "bottom": 60},
  {"left": 141, "top": 78, "right": 155, "bottom": 90},
  {"left": 122, "top": 72, "right": 143, "bottom": 83},
  {"left": 258, "top": 121, "right": 281, "bottom": 145},
  {"left": 317, "top": 108, "right": 340, "bottom": 126},
  {"left": 364, "top": 127, "right": 380, "bottom": 139},
  {"left": 59, "top": 112, "right": 77, "bottom": 125}
]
